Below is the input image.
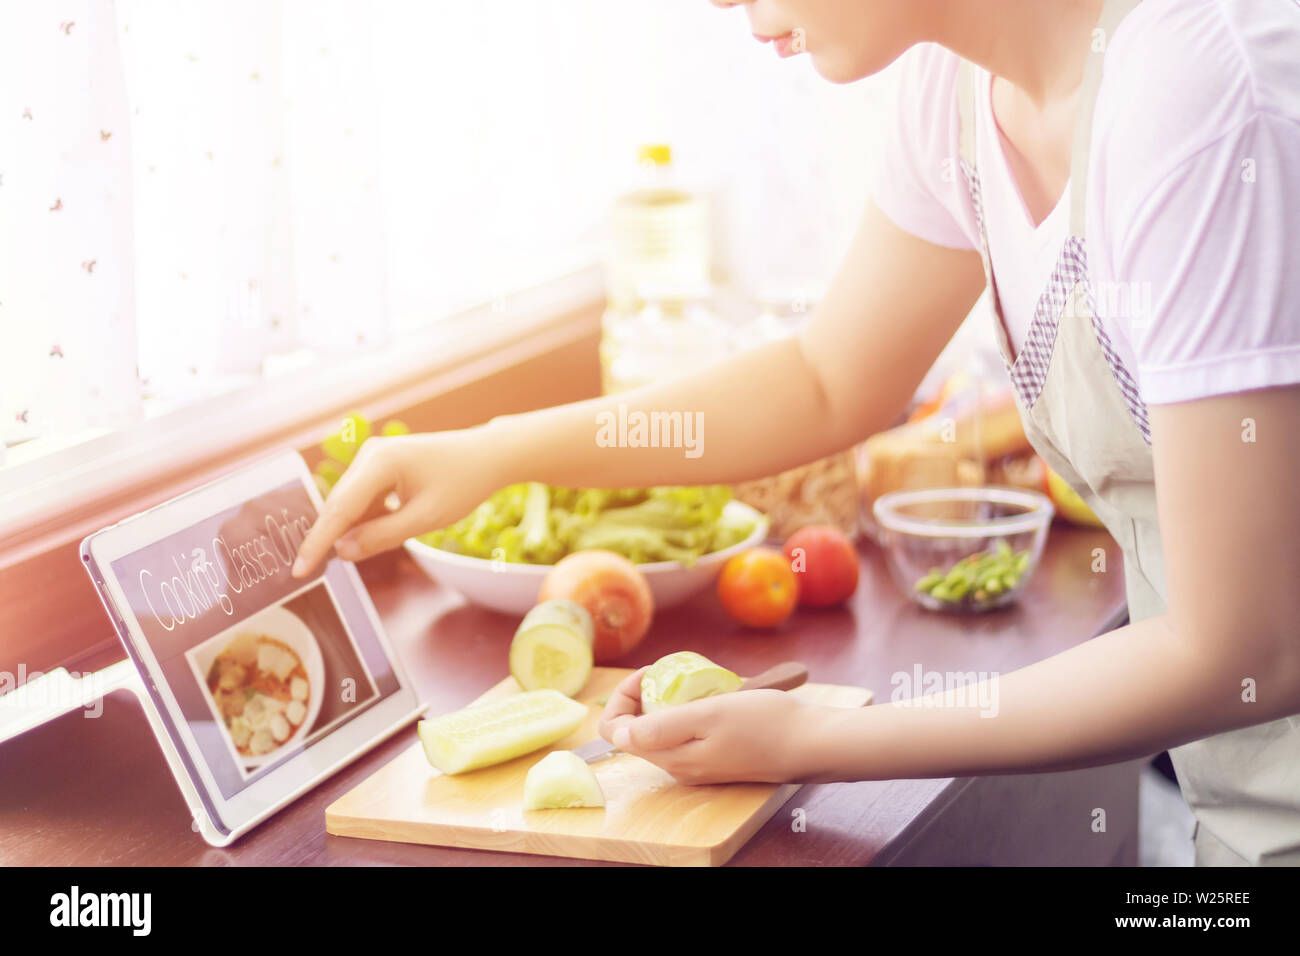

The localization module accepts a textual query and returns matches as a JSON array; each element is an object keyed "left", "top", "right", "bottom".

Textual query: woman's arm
[
  {"left": 294, "top": 204, "right": 985, "bottom": 570},
  {"left": 486, "top": 202, "right": 985, "bottom": 486},
  {"left": 602, "top": 386, "right": 1300, "bottom": 784}
]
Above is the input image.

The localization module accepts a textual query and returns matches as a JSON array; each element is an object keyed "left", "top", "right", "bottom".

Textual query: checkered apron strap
[
  {"left": 1069, "top": 0, "right": 1144, "bottom": 236},
  {"left": 1067, "top": 0, "right": 1152, "bottom": 441},
  {"left": 954, "top": 58, "right": 1016, "bottom": 368},
  {"left": 954, "top": 35, "right": 1151, "bottom": 442}
]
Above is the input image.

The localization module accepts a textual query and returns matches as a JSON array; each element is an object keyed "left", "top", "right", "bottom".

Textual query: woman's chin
[{"left": 808, "top": 51, "right": 875, "bottom": 85}]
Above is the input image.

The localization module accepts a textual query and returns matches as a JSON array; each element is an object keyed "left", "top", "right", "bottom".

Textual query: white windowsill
[{"left": 0, "top": 265, "right": 604, "bottom": 543}]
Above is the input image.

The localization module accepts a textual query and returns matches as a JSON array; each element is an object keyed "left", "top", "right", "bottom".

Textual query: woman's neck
[{"left": 926, "top": 0, "right": 1110, "bottom": 107}]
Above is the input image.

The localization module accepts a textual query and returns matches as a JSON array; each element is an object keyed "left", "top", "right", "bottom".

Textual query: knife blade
[{"left": 576, "top": 660, "right": 810, "bottom": 764}]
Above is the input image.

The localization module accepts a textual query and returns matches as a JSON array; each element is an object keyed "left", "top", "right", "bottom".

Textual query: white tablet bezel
[{"left": 80, "top": 450, "right": 423, "bottom": 846}]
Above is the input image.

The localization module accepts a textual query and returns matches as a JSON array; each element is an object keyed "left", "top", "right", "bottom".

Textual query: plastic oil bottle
[
  {"left": 602, "top": 281, "right": 733, "bottom": 395},
  {"left": 601, "top": 144, "right": 713, "bottom": 393}
]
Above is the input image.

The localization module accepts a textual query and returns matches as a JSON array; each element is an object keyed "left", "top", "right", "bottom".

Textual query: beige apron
[{"left": 955, "top": 0, "right": 1300, "bottom": 865}]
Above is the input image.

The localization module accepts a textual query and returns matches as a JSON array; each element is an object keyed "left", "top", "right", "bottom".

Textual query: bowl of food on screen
[
  {"left": 873, "top": 486, "right": 1053, "bottom": 613},
  {"left": 198, "top": 605, "right": 325, "bottom": 766},
  {"left": 402, "top": 483, "right": 768, "bottom": 615}
]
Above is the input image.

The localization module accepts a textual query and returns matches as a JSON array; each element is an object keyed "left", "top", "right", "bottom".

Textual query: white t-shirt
[{"left": 871, "top": 0, "right": 1300, "bottom": 405}]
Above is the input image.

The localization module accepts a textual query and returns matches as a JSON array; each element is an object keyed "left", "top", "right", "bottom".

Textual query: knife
[{"left": 573, "top": 660, "right": 810, "bottom": 765}]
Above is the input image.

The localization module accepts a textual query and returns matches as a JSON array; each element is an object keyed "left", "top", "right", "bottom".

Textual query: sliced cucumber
[
  {"left": 522, "top": 750, "right": 606, "bottom": 810},
  {"left": 418, "top": 689, "right": 588, "bottom": 775},
  {"left": 509, "top": 600, "right": 595, "bottom": 698},
  {"left": 640, "top": 651, "right": 744, "bottom": 714}
]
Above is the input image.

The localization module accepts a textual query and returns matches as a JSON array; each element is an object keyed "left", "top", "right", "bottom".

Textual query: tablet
[{"left": 80, "top": 450, "right": 423, "bottom": 846}]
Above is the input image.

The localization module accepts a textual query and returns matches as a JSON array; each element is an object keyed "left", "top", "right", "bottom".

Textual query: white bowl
[
  {"left": 187, "top": 604, "right": 326, "bottom": 770},
  {"left": 403, "top": 500, "right": 769, "bottom": 615}
]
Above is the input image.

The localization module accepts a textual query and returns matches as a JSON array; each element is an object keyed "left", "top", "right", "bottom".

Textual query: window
[{"left": 0, "top": 0, "right": 893, "bottom": 478}]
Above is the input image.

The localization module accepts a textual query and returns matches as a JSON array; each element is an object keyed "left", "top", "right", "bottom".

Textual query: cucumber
[
  {"left": 522, "top": 750, "right": 606, "bottom": 810},
  {"left": 418, "top": 689, "right": 588, "bottom": 775},
  {"left": 509, "top": 600, "right": 595, "bottom": 698},
  {"left": 640, "top": 651, "right": 744, "bottom": 714}
]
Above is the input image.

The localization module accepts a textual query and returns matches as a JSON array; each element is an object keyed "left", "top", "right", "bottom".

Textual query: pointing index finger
[
  {"left": 293, "top": 455, "right": 390, "bottom": 576},
  {"left": 291, "top": 510, "right": 350, "bottom": 577}
]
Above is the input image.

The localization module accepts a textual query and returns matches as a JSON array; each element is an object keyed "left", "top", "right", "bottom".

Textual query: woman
[{"left": 295, "top": 0, "right": 1300, "bottom": 865}]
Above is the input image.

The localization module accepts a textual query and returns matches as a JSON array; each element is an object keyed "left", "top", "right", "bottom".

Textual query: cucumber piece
[
  {"left": 640, "top": 651, "right": 744, "bottom": 714},
  {"left": 522, "top": 750, "right": 606, "bottom": 810},
  {"left": 509, "top": 600, "right": 594, "bottom": 698},
  {"left": 418, "top": 689, "right": 588, "bottom": 775}
]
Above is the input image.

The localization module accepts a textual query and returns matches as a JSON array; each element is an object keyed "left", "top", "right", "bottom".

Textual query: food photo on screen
[{"left": 184, "top": 581, "right": 379, "bottom": 778}]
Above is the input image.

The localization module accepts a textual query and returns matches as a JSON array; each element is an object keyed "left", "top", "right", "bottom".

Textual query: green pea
[
  {"left": 917, "top": 544, "right": 1037, "bottom": 608},
  {"left": 915, "top": 571, "right": 944, "bottom": 593}
]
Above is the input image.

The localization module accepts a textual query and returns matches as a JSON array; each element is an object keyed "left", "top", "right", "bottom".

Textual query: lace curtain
[
  {"left": 0, "top": 0, "right": 892, "bottom": 459},
  {"left": 1, "top": 0, "right": 391, "bottom": 453},
  {"left": 1, "top": 1, "right": 141, "bottom": 450}
]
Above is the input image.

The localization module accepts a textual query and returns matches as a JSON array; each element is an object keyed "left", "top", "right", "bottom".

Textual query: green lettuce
[{"left": 416, "top": 482, "right": 754, "bottom": 566}]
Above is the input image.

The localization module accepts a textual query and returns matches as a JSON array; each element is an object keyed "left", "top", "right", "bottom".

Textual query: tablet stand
[{"left": 0, "top": 659, "right": 232, "bottom": 845}]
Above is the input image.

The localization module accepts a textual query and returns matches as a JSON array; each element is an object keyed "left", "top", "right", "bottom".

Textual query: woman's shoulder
[
  {"left": 886, "top": 43, "right": 966, "bottom": 164},
  {"left": 1089, "top": 0, "right": 1300, "bottom": 250},
  {"left": 1098, "top": 0, "right": 1299, "bottom": 164},
  {"left": 1086, "top": 1, "right": 1300, "bottom": 408},
  {"left": 869, "top": 43, "right": 981, "bottom": 251}
]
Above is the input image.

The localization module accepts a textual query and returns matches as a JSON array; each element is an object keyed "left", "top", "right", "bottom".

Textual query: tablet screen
[{"left": 107, "top": 478, "right": 400, "bottom": 800}]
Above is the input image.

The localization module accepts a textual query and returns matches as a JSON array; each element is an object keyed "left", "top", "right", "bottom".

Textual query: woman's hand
[
  {"left": 292, "top": 428, "right": 502, "bottom": 576},
  {"left": 597, "top": 668, "right": 821, "bottom": 785}
]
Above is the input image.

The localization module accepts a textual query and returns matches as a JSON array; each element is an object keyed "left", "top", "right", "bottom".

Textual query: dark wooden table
[{"left": 0, "top": 526, "right": 1135, "bottom": 866}]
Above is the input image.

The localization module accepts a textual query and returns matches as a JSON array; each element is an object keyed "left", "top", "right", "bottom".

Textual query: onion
[{"left": 538, "top": 550, "right": 654, "bottom": 663}]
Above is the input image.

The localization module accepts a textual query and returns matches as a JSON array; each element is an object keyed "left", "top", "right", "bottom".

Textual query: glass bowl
[{"left": 872, "top": 487, "right": 1054, "bottom": 612}]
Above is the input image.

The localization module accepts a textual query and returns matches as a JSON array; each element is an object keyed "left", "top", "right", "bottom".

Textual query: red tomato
[
  {"left": 717, "top": 548, "right": 799, "bottom": 628},
  {"left": 783, "top": 526, "right": 859, "bottom": 608}
]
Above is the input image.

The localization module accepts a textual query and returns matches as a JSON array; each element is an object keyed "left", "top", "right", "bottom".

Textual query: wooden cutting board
[{"left": 325, "top": 667, "right": 872, "bottom": 866}]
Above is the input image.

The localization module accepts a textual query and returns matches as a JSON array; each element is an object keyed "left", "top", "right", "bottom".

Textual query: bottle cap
[{"left": 637, "top": 144, "right": 672, "bottom": 167}]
